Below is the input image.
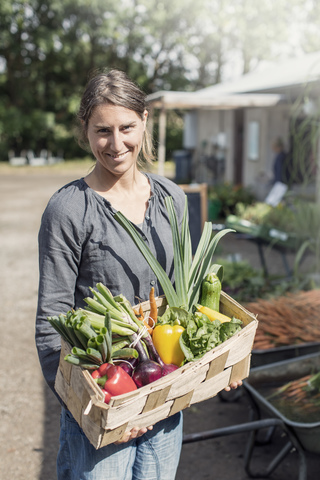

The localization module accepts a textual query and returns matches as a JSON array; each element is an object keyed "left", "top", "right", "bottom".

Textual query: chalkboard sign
[{"left": 179, "top": 183, "right": 208, "bottom": 253}]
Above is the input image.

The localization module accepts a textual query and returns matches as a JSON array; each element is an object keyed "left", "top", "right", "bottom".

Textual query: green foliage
[
  {"left": 217, "top": 257, "right": 266, "bottom": 302},
  {"left": 1, "top": 0, "right": 320, "bottom": 160},
  {"left": 235, "top": 202, "right": 297, "bottom": 231},
  {"left": 288, "top": 91, "right": 320, "bottom": 187},
  {"left": 235, "top": 199, "right": 320, "bottom": 247},
  {"left": 216, "top": 256, "right": 315, "bottom": 303},
  {"left": 208, "top": 183, "right": 256, "bottom": 218},
  {"left": 152, "top": 110, "right": 184, "bottom": 161},
  {"left": 292, "top": 200, "right": 320, "bottom": 278}
]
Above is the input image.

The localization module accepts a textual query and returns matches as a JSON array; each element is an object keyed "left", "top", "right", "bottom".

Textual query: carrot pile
[
  {"left": 245, "top": 289, "right": 320, "bottom": 350},
  {"left": 268, "top": 374, "right": 320, "bottom": 414}
]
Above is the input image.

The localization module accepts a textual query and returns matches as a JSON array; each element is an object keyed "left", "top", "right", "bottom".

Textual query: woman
[
  {"left": 36, "top": 69, "right": 186, "bottom": 480},
  {"left": 36, "top": 69, "right": 240, "bottom": 480}
]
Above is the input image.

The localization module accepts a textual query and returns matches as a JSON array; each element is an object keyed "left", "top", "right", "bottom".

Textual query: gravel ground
[{"left": 0, "top": 167, "right": 318, "bottom": 480}]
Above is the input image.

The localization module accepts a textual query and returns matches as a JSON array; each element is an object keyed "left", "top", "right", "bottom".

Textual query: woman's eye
[{"left": 97, "top": 128, "right": 109, "bottom": 133}]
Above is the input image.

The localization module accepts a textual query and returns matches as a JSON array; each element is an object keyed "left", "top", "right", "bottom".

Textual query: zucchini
[{"left": 199, "top": 273, "right": 221, "bottom": 311}]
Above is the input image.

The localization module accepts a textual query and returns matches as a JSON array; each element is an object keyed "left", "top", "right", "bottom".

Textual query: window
[{"left": 248, "top": 121, "right": 260, "bottom": 161}]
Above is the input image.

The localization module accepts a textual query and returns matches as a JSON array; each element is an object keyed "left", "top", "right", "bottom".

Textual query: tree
[{"left": 1, "top": 0, "right": 320, "bottom": 161}]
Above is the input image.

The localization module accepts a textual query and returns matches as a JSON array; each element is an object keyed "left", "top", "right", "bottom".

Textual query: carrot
[
  {"left": 143, "top": 318, "right": 153, "bottom": 336},
  {"left": 149, "top": 286, "right": 157, "bottom": 326},
  {"left": 134, "top": 304, "right": 153, "bottom": 335},
  {"left": 269, "top": 373, "right": 320, "bottom": 413}
]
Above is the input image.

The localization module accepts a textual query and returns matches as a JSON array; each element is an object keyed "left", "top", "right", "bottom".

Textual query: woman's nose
[{"left": 110, "top": 131, "right": 123, "bottom": 151}]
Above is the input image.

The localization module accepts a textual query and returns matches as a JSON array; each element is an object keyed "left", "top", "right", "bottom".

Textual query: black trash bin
[{"left": 173, "top": 150, "right": 192, "bottom": 183}]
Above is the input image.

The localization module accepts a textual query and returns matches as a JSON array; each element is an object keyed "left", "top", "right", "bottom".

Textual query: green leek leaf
[
  {"left": 114, "top": 211, "right": 180, "bottom": 307},
  {"left": 114, "top": 195, "right": 234, "bottom": 314},
  {"left": 165, "top": 196, "right": 188, "bottom": 309}
]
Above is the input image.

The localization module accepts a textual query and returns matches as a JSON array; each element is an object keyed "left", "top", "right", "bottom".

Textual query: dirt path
[{"left": 0, "top": 169, "right": 318, "bottom": 480}]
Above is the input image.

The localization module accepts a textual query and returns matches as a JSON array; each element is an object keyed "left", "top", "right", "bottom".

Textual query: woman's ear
[{"left": 142, "top": 110, "right": 148, "bottom": 129}]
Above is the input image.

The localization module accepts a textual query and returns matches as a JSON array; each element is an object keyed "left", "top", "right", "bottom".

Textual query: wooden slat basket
[{"left": 55, "top": 291, "right": 258, "bottom": 448}]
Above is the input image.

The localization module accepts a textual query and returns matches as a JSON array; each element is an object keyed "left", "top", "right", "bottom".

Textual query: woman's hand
[
  {"left": 115, "top": 425, "right": 154, "bottom": 444},
  {"left": 224, "top": 379, "right": 243, "bottom": 392}
]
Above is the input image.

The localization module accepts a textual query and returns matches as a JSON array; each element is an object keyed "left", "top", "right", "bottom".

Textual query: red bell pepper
[
  {"left": 91, "top": 363, "right": 137, "bottom": 404},
  {"left": 101, "top": 388, "right": 112, "bottom": 404}
]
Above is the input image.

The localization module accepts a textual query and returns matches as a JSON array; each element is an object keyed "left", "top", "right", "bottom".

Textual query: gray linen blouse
[{"left": 35, "top": 173, "right": 186, "bottom": 398}]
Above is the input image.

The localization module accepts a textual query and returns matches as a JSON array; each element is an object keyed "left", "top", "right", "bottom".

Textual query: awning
[
  {"left": 146, "top": 91, "right": 285, "bottom": 109},
  {"left": 146, "top": 91, "right": 286, "bottom": 176}
]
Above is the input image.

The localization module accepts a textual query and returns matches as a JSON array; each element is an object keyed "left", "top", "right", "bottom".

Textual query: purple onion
[
  {"left": 161, "top": 364, "right": 179, "bottom": 376},
  {"left": 132, "top": 360, "right": 163, "bottom": 388},
  {"left": 117, "top": 358, "right": 138, "bottom": 377}
]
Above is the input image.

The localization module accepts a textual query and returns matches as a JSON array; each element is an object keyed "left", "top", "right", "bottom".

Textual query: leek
[
  {"left": 114, "top": 195, "right": 234, "bottom": 312},
  {"left": 114, "top": 209, "right": 180, "bottom": 307}
]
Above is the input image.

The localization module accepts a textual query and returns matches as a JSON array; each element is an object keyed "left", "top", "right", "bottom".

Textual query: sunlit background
[
  {"left": 1, "top": 0, "right": 320, "bottom": 162},
  {"left": 2, "top": 3, "right": 320, "bottom": 479}
]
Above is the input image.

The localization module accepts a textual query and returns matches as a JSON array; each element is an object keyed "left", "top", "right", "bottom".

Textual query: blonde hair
[{"left": 77, "top": 69, "right": 154, "bottom": 167}]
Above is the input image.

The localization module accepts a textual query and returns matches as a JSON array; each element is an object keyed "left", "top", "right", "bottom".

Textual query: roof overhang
[{"left": 147, "top": 91, "right": 286, "bottom": 110}]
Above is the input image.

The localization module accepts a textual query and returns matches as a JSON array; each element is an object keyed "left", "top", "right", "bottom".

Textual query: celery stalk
[
  {"left": 86, "top": 347, "right": 103, "bottom": 364},
  {"left": 112, "top": 347, "right": 139, "bottom": 359},
  {"left": 83, "top": 297, "right": 107, "bottom": 315},
  {"left": 64, "top": 354, "right": 99, "bottom": 369},
  {"left": 80, "top": 310, "right": 105, "bottom": 330},
  {"left": 111, "top": 339, "right": 130, "bottom": 352},
  {"left": 96, "top": 282, "right": 124, "bottom": 312},
  {"left": 104, "top": 312, "right": 113, "bottom": 356}
]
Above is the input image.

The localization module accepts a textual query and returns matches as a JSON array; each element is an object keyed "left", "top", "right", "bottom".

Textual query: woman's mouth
[{"left": 107, "top": 150, "right": 130, "bottom": 160}]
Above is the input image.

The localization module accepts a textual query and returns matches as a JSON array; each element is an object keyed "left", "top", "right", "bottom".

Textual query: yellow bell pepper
[
  {"left": 196, "top": 304, "right": 231, "bottom": 323},
  {"left": 152, "top": 324, "right": 185, "bottom": 366}
]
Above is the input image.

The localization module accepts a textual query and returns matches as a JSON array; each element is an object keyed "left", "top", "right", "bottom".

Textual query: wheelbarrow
[{"left": 183, "top": 352, "right": 320, "bottom": 479}]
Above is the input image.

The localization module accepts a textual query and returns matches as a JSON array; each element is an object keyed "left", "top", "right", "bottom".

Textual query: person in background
[
  {"left": 35, "top": 68, "right": 241, "bottom": 480},
  {"left": 272, "top": 137, "right": 289, "bottom": 184}
]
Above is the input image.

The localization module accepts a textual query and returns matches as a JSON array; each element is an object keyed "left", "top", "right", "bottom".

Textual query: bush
[{"left": 208, "top": 183, "right": 256, "bottom": 219}]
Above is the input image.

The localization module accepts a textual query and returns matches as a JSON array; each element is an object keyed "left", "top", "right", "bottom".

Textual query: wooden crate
[{"left": 55, "top": 291, "right": 258, "bottom": 448}]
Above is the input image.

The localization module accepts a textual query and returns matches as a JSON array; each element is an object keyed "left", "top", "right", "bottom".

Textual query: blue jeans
[{"left": 57, "top": 408, "right": 183, "bottom": 480}]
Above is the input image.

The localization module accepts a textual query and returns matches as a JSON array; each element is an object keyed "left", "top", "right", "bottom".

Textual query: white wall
[
  {"left": 183, "top": 111, "right": 198, "bottom": 149},
  {"left": 196, "top": 110, "right": 222, "bottom": 153},
  {"left": 243, "top": 108, "right": 267, "bottom": 187},
  {"left": 191, "top": 109, "right": 235, "bottom": 184},
  {"left": 224, "top": 110, "right": 235, "bottom": 183},
  {"left": 242, "top": 106, "right": 290, "bottom": 199},
  {"left": 187, "top": 104, "right": 291, "bottom": 193}
]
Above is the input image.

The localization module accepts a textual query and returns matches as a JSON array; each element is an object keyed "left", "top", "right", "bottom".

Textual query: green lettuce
[{"left": 179, "top": 313, "right": 242, "bottom": 362}]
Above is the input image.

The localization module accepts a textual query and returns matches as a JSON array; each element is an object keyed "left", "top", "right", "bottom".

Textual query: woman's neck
[{"left": 85, "top": 165, "right": 151, "bottom": 224}]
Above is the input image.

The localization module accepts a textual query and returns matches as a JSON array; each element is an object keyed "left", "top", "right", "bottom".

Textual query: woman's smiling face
[{"left": 86, "top": 103, "right": 147, "bottom": 177}]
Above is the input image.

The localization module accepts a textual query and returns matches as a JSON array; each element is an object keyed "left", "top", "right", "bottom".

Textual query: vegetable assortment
[
  {"left": 114, "top": 196, "right": 242, "bottom": 361},
  {"left": 48, "top": 195, "right": 243, "bottom": 403},
  {"left": 48, "top": 283, "right": 179, "bottom": 401}
]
